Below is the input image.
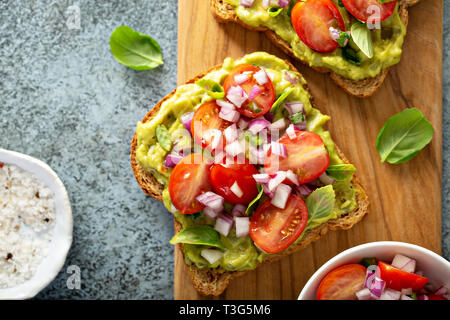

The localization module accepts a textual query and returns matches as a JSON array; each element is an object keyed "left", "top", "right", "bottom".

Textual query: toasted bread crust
[
  {"left": 210, "top": 0, "right": 414, "bottom": 97},
  {"left": 130, "top": 59, "right": 369, "bottom": 296}
]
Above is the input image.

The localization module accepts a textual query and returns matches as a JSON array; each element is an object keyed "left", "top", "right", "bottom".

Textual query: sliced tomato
[
  {"left": 291, "top": 0, "right": 345, "bottom": 52},
  {"left": 249, "top": 194, "right": 308, "bottom": 254},
  {"left": 428, "top": 294, "right": 447, "bottom": 300},
  {"left": 168, "top": 153, "right": 212, "bottom": 214},
  {"left": 191, "top": 101, "right": 232, "bottom": 150},
  {"left": 264, "top": 131, "right": 330, "bottom": 184},
  {"left": 378, "top": 261, "right": 429, "bottom": 291},
  {"left": 223, "top": 64, "right": 275, "bottom": 118},
  {"left": 342, "top": 0, "right": 397, "bottom": 23},
  {"left": 209, "top": 163, "right": 259, "bottom": 205},
  {"left": 316, "top": 264, "right": 367, "bottom": 300}
]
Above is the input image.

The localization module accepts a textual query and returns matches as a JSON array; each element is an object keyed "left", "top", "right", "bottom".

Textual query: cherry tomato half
[
  {"left": 316, "top": 264, "right": 367, "bottom": 300},
  {"left": 291, "top": 0, "right": 345, "bottom": 52},
  {"left": 209, "top": 163, "right": 259, "bottom": 205},
  {"left": 378, "top": 261, "right": 429, "bottom": 291},
  {"left": 191, "top": 101, "right": 232, "bottom": 150},
  {"left": 168, "top": 153, "right": 212, "bottom": 214},
  {"left": 264, "top": 131, "right": 330, "bottom": 184},
  {"left": 223, "top": 64, "right": 275, "bottom": 118},
  {"left": 342, "top": 0, "right": 397, "bottom": 23},
  {"left": 250, "top": 194, "right": 308, "bottom": 254}
]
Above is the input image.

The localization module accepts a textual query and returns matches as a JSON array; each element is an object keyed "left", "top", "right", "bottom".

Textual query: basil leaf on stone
[
  {"left": 326, "top": 164, "right": 356, "bottom": 181},
  {"left": 170, "top": 225, "right": 225, "bottom": 250},
  {"left": 350, "top": 22, "right": 373, "bottom": 59},
  {"left": 156, "top": 124, "right": 172, "bottom": 151},
  {"left": 376, "top": 108, "right": 434, "bottom": 164},
  {"left": 195, "top": 79, "right": 225, "bottom": 99},
  {"left": 109, "top": 26, "right": 163, "bottom": 70}
]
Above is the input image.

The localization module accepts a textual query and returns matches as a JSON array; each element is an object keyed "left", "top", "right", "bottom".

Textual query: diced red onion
[
  {"left": 278, "top": 0, "right": 289, "bottom": 7},
  {"left": 295, "top": 121, "right": 307, "bottom": 131},
  {"left": 270, "top": 141, "right": 287, "bottom": 158},
  {"left": 369, "top": 277, "right": 386, "bottom": 298},
  {"left": 196, "top": 192, "right": 224, "bottom": 211},
  {"left": 237, "top": 117, "right": 250, "bottom": 129},
  {"left": 253, "top": 173, "right": 270, "bottom": 184},
  {"left": 214, "top": 214, "right": 234, "bottom": 236},
  {"left": 248, "top": 85, "right": 263, "bottom": 101},
  {"left": 216, "top": 99, "right": 235, "bottom": 109},
  {"left": 329, "top": 27, "right": 349, "bottom": 46},
  {"left": 286, "top": 123, "right": 296, "bottom": 139},
  {"left": 248, "top": 119, "right": 271, "bottom": 135},
  {"left": 284, "top": 102, "right": 304, "bottom": 115},
  {"left": 201, "top": 248, "right": 224, "bottom": 264},
  {"left": 209, "top": 129, "right": 222, "bottom": 150},
  {"left": 269, "top": 118, "right": 286, "bottom": 131},
  {"left": 401, "top": 288, "right": 413, "bottom": 295},
  {"left": 268, "top": 171, "right": 287, "bottom": 191},
  {"left": 180, "top": 112, "right": 194, "bottom": 134},
  {"left": 266, "top": 71, "right": 275, "bottom": 81},
  {"left": 240, "top": 0, "right": 255, "bottom": 8},
  {"left": 227, "top": 85, "right": 248, "bottom": 108},
  {"left": 284, "top": 72, "right": 298, "bottom": 85},
  {"left": 235, "top": 217, "right": 250, "bottom": 238},
  {"left": 364, "top": 265, "right": 377, "bottom": 289},
  {"left": 296, "top": 184, "right": 314, "bottom": 197},
  {"left": 203, "top": 206, "right": 220, "bottom": 220},
  {"left": 356, "top": 288, "right": 377, "bottom": 300},
  {"left": 164, "top": 152, "right": 183, "bottom": 168},
  {"left": 319, "top": 172, "right": 335, "bottom": 185},
  {"left": 391, "top": 254, "right": 416, "bottom": 273},
  {"left": 434, "top": 285, "right": 448, "bottom": 296},
  {"left": 219, "top": 105, "right": 240, "bottom": 123},
  {"left": 271, "top": 184, "right": 291, "bottom": 209},
  {"left": 225, "top": 140, "right": 244, "bottom": 157},
  {"left": 380, "top": 288, "right": 401, "bottom": 300},
  {"left": 264, "top": 112, "right": 275, "bottom": 122},
  {"left": 262, "top": 183, "right": 274, "bottom": 198},
  {"left": 231, "top": 204, "right": 246, "bottom": 217},
  {"left": 286, "top": 170, "right": 299, "bottom": 185},
  {"left": 249, "top": 146, "right": 266, "bottom": 165},
  {"left": 230, "top": 181, "right": 243, "bottom": 198},
  {"left": 224, "top": 124, "right": 238, "bottom": 142},
  {"left": 254, "top": 69, "right": 268, "bottom": 85},
  {"left": 234, "top": 73, "right": 249, "bottom": 85},
  {"left": 400, "top": 294, "right": 414, "bottom": 300},
  {"left": 418, "top": 294, "right": 429, "bottom": 300}
]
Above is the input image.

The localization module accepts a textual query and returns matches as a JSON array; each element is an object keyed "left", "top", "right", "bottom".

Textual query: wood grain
[{"left": 175, "top": 0, "right": 443, "bottom": 300}]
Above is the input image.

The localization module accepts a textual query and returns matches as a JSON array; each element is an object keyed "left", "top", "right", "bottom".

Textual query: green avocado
[
  {"left": 136, "top": 52, "right": 357, "bottom": 271},
  {"left": 225, "top": 0, "right": 406, "bottom": 81}
]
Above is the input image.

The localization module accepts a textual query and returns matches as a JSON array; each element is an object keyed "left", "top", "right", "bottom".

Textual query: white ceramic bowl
[
  {"left": 0, "top": 149, "right": 73, "bottom": 300},
  {"left": 298, "top": 241, "right": 450, "bottom": 300}
]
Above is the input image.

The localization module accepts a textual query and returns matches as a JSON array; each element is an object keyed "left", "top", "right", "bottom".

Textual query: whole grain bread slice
[
  {"left": 211, "top": 0, "right": 418, "bottom": 98},
  {"left": 130, "top": 59, "right": 369, "bottom": 296}
]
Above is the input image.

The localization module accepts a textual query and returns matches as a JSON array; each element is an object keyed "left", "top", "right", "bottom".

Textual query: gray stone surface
[{"left": 0, "top": 0, "right": 448, "bottom": 299}]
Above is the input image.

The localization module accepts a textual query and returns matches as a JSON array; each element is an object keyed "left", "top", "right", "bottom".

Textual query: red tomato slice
[
  {"left": 209, "top": 163, "right": 259, "bottom": 205},
  {"left": 316, "top": 264, "right": 367, "bottom": 300},
  {"left": 191, "top": 101, "right": 232, "bottom": 150},
  {"left": 342, "top": 0, "right": 397, "bottom": 23},
  {"left": 291, "top": 0, "right": 345, "bottom": 52},
  {"left": 378, "top": 261, "right": 429, "bottom": 291},
  {"left": 223, "top": 64, "right": 275, "bottom": 118},
  {"left": 264, "top": 131, "right": 330, "bottom": 184},
  {"left": 168, "top": 154, "right": 212, "bottom": 214},
  {"left": 249, "top": 194, "right": 308, "bottom": 254}
]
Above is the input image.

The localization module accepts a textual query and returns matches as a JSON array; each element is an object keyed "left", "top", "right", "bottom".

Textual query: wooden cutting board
[{"left": 175, "top": 0, "right": 443, "bottom": 299}]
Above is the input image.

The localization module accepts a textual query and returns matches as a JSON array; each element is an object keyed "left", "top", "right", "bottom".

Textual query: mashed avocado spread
[
  {"left": 225, "top": 0, "right": 406, "bottom": 81},
  {"left": 135, "top": 52, "right": 358, "bottom": 271}
]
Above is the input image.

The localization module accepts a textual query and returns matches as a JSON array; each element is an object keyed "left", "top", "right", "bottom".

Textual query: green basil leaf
[
  {"left": 376, "top": 108, "right": 434, "bottom": 164},
  {"left": 270, "top": 87, "right": 294, "bottom": 114},
  {"left": 195, "top": 79, "right": 225, "bottom": 99},
  {"left": 336, "top": 31, "right": 351, "bottom": 47},
  {"left": 350, "top": 22, "right": 373, "bottom": 59},
  {"left": 109, "top": 26, "right": 163, "bottom": 70},
  {"left": 290, "top": 111, "right": 305, "bottom": 124},
  {"left": 268, "top": 7, "right": 283, "bottom": 17},
  {"left": 245, "top": 184, "right": 264, "bottom": 216},
  {"left": 156, "top": 124, "right": 172, "bottom": 151},
  {"left": 342, "top": 46, "right": 361, "bottom": 66},
  {"left": 305, "top": 185, "right": 335, "bottom": 225},
  {"left": 326, "top": 164, "right": 356, "bottom": 181},
  {"left": 170, "top": 225, "right": 225, "bottom": 250}
]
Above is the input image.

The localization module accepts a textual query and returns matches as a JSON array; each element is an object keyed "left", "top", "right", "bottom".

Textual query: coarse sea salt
[{"left": 0, "top": 163, "right": 55, "bottom": 289}]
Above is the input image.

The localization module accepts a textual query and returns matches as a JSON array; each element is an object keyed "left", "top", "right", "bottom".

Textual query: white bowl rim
[
  {"left": 0, "top": 148, "right": 73, "bottom": 299},
  {"left": 298, "top": 241, "right": 450, "bottom": 300}
]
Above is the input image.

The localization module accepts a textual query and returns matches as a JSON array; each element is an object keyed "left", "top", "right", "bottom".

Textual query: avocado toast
[
  {"left": 130, "top": 52, "right": 369, "bottom": 296},
  {"left": 211, "top": 0, "right": 420, "bottom": 97}
]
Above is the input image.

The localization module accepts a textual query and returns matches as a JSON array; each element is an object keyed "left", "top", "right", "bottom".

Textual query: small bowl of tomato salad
[{"left": 298, "top": 241, "right": 450, "bottom": 300}]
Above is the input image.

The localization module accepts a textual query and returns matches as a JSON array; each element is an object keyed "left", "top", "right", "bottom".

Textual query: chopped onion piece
[
  {"left": 319, "top": 172, "right": 335, "bottom": 185},
  {"left": 164, "top": 152, "right": 183, "bottom": 168},
  {"left": 214, "top": 214, "right": 234, "bottom": 236},
  {"left": 355, "top": 288, "right": 376, "bottom": 300},
  {"left": 219, "top": 106, "right": 240, "bottom": 123},
  {"left": 232, "top": 204, "right": 246, "bottom": 217},
  {"left": 240, "top": 0, "right": 255, "bottom": 8},
  {"left": 268, "top": 171, "right": 287, "bottom": 191},
  {"left": 401, "top": 288, "right": 413, "bottom": 296},
  {"left": 284, "top": 102, "right": 304, "bottom": 115},
  {"left": 234, "top": 73, "right": 249, "bottom": 84},
  {"left": 248, "top": 85, "right": 263, "bottom": 101},
  {"left": 270, "top": 141, "right": 287, "bottom": 158},
  {"left": 369, "top": 277, "right": 386, "bottom": 298},
  {"left": 253, "top": 173, "right": 270, "bottom": 184},
  {"left": 216, "top": 99, "right": 235, "bottom": 109},
  {"left": 418, "top": 294, "right": 429, "bottom": 300},
  {"left": 286, "top": 123, "right": 296, "bottom": 139},
  {"left": 269, "top": 118, "right": 286, "bottom": 131},
  {"left": 196, "top": 192, "right": 224, "bottom": 211},
  {"left": 380, "top": 288, "right": 401, "bottom": 300},
  {"left": 249, "top": 146, "right": 266, "bottom": 165},
  {"left": 391, "top": 254, "right": 416, "bottom": 273},
  {"left": 254, "top": 69, "right": 269, "bottom": 85},
  {"left": 271, "top": 184, "right": 291, "bottom": 209},
  {"left": 224, "top": 124, "right": 238, "bottom": 142},
  {"left": 235, "top": 217, "right": 250, "bottom": 238},
  {"left": 237, "top": 117, "right": 250, "bottom": 129},
  {"left": 230, "top": 181, "right": 243, "bottom": 198},
  {"left": 278, "top": 0, "right": 289, "bottom": 7},
  {"left": 225, "top": 140, "right": 244, "bottom": 157},
  {"left": 294, "top": 121, "right": 307, "bottom": 131},
  {"left": 227, "top": 85, "right": 248, "bottom": 108},
  {"left": 203, "top": 207, "right": 220, "bottom": 220},
  {"left": 248, "top": 119, "right": 271, "bottom": 135},
  {"left": 284, "top": 72, "right": 298, "bottom": 85},
  {"left": 286, "top": 170, "right": 299, "bottom": 185},
  {"left": 296, "top": 184, "right": 314, "bottom": 197},
  {"left": 180, "top": 112, "right": 194, "bottom": 134},
  {"left": 262, "top": 183, "right": 274, "bottom": 198},
  {"left": 209, "top": 129, "right": 223, "bottom": 150},
  {"left": 201, "top": 248, "right": 224, "bottom": 264},
  {"left": 266, "top": 71, "right": 275, "bottom": 81}
]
